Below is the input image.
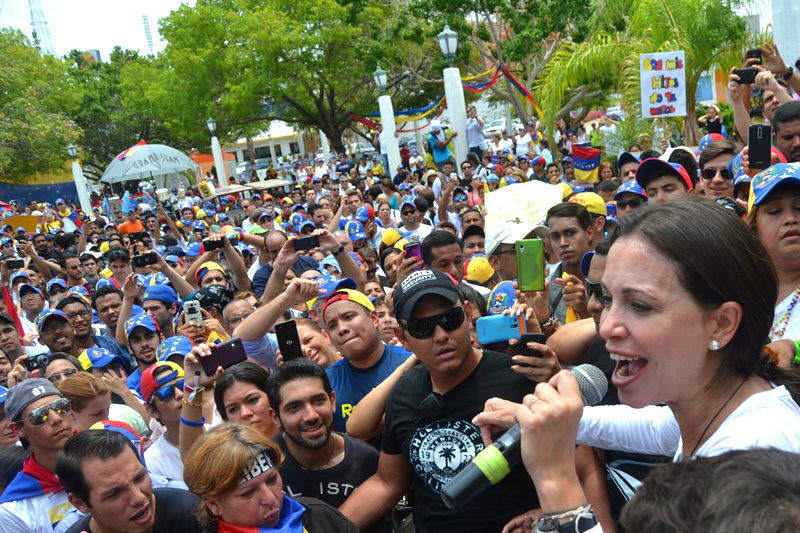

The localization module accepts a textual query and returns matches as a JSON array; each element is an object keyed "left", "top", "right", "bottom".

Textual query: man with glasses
[
  {"left": 398, "top": 196, "right": 433, "bottom": 240},
  {"left": 615, "top": 181, "right": 648, "bottom": 220},
  {"left": 340, "top": 269, "right": 540, "bottom": 532},
  {"left": 55, "top": 295, "right": 128, "bottom": 362},
  {"left": 697, "top": 139, "right": 737, "bottom": 200},
  {"left": 141, "top": 361, "right": 185, "bottom": 482},
  {"left": 0, "top": 378, "right": 76, "bottom": 531},
  {"left": 18, "top": 284, "right": 46, "bottom": 323},
  {"left": 486, "top": 222, "right": 549, "bottom": 282}
]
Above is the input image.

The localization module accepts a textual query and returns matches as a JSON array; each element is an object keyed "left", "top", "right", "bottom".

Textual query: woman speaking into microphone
[{"left": 475, "top": 198, "right": 800, "bottom": 532}]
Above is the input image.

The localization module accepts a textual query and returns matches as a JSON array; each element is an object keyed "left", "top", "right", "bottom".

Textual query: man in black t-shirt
[
  {"left": 57, "top": 430, "right": 201, "bottom": 533},
  {"left": 266, "top": 359, "right": 380, "bottom": 509},
  {"left": 340, "top": 269, "right": 540, "bottom": 533}
]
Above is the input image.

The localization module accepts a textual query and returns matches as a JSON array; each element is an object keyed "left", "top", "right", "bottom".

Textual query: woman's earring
[{"left": 709, "top": 340, "right": 721, "bottom": 351}]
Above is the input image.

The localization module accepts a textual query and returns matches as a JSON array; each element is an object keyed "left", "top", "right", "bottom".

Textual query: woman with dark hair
[
  {"left": 379, "top": 177, "right": 401, "bottom": 211},
  {"left": 474, "top": 199, "right": 800, "bottom": 531}
]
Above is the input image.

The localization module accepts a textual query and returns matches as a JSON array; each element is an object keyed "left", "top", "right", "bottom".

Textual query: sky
[{"left": 0, "top": 0, "right": 195, "bottom": 59}]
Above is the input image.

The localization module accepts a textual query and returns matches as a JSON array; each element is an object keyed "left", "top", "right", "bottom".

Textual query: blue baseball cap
[
  {"left": 728, "top": 152, "right": 746, "bottom": 181},
  {"left": 617, "top": 151, "right": 640, "bottom": 169},
  {"left": 400, "top": 195, "right": 416, "bottom": 210},
  {"left": 95, "top": 278, "right": 119, "bottom": 291},
  {"left": 319, "top": 255, "right": 341, "bottom": 274},
  {"left": 164, "top": 254, "right": 181, "bottom": 265},
  {"left": 124, "top": 313, "right": 159, "bottom": 338},
  {"left": 635, "top": 158, "right": 693, "bottom": 192},
  {"left": 184, "top": 242, "right": 202, "bottom": 257},
  {"left": 750, "top": 163, "right": 800, "bottom": 210},
  {"left": 486, "top": 280, "right": 517, "bottom": 315},
  {"left": 291, "top": 205, "right": 306, "bottom": 213},
  {"left": 156, "top": 335, "right": 193, "bottom": 363},
  {"left": 345, "top": 220, "right": 368, "bottom": 242},
  {"left": 191, "top": 220, "right": 207, "bottom": 232},
  {"left": 18, "top": 283, "right": 43, "bottom": 298},
  {"left": 614, "top": 180, "right": 647, "bottom": 201},
  {"left": 147, "top": 272, "right": 169, "bottom": 286},
  {"left": 45, "top": 278, "right": 67, "bottom": 292},
  {"left": 35, "top": 309, "right": 69, "bottom": 334},
  {"left": 143, "top": 284, "right": 178, "bottom": 305},
  {"left": 354, "top": 205, "right": 373, "bottom": 223},
  {"left": 78, "top": 347, "right": 126, "bottom": 370},
  {"left": 10, "top": 271, "right": 29, "bottom": 285},
  {"left": 0, "top": 385, "right": 7, "bottom": 404},
  {"left": 318, "top": 277, "right": 357, "bottom": 301},
  {"left": 298, "top": 220, "right": 316, "bottom": 233},
  {"left": 733, "top": 174, "right": 752, "bottom": 198},
  {"left": 0, "top": 237, "right": 10, "bottom": 245},
  {"left": 486, "top": 173, "right": 499, "bottom": 183},
  {"left": 580, "top": 251, "right": 595, "bottom": 278}
]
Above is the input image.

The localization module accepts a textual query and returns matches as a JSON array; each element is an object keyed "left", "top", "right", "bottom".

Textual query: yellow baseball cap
[
  {"left": 99, "top": 241, "right": 111, "bottom": 253},
  {"left": 463, "top": 254, "right": 495, "bottom": 284},
  {"left": 196, "top": 209, "right": 207, "bottom": 219},
  {"left": 569, "top": 192, "right": 607, "bottom": 216},
  {"left": 322, "top": 289, "right": 375, "bottom": 316},
  {"left": 381, "top": 228, "right": 402, "bottom": 247},
  {"left": 394, "top": 238, "right": 410, "bottom": 251},
  {"left": 559, "top": 182, "right": 574, "bottom": 200}
]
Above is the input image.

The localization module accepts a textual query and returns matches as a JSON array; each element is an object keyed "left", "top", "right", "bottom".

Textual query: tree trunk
[{"left": 683, "top": 94, "right": 701, "bottom": 146}]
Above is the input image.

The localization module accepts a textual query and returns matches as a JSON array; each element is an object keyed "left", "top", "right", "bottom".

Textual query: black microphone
[{"left": 441, "top": 364, "right": 608, "bottom": 510}]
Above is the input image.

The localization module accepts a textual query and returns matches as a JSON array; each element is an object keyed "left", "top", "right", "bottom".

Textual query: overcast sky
[{"left": 0, "top": 0, "right": 195, "bottom": 59}]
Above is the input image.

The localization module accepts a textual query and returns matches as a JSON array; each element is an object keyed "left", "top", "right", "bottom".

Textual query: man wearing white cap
[
  {"left": 485, "top": 222, "right": 550, "bottom": 282},
  {"left": 427, "top": 120, "right": 457, "bottom": 171}
]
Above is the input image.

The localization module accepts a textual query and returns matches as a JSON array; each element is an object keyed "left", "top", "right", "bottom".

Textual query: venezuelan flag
[
  {"left": 572, "top": 145, "right": 602, "bottom": 184},
  {"left": 0, "top": 165, "right": 80, "bottom": 205}
]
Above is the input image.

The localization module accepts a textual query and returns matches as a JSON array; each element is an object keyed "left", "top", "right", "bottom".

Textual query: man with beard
[
  {"left": 267, "top": 359, "right": 379, "bottom": 511},
  {"left": 123, "top": 314, "right": 163, "bottom": 394}
]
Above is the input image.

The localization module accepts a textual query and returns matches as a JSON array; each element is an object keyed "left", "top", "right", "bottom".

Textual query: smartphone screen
[
  {"left": 275, "top": 320, "right": 304, "bottom": 361},
  {"left": 515, "top": 239, "right": 544, "bottom": 292},
  {"left": 200, "top": 337, "right": 247, "bottom": 375},
  {"left": 514, "top": 333, "right": 548, "bottom": 358},
  {"left": 748, "top": 124, "right": 772, "bottom": 170},
  {"left": 293, "top": 236, "right": 319, "bottom": 251}
]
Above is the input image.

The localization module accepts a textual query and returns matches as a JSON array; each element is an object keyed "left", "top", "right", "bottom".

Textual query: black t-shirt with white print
[{"left": 382, "top": 349, "right": 539, "bottom": 533}]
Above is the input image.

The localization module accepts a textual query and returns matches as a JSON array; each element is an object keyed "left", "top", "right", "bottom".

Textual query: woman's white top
[{"left": 577, "top": 386, "right": 800, "bottom": 462}]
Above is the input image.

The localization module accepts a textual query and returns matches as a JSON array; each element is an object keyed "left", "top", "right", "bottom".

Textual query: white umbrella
[{"left": 100, "top": 143, "right": 200, "bottom": 186}]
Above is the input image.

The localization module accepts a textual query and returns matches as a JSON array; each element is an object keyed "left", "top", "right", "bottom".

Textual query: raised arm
[
  {"left": 339, "top": 452, "right": 412, "bottom": 529},
  {"left": 153, "top": 251, "right": 194, "bottom": 298},
  {"left": 316, "top": 229, "right": 365, "bottom": 291},
  {"left": 115, "top": 273, "right": 139, "bottom": 348},
  {"left": 236, "top": 278, "right": 322, "bottom": 341}
]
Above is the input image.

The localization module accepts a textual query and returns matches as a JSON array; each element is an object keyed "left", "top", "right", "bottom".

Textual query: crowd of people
[{"left": 1, "top": 42, "right": 800, "bottom": 533}]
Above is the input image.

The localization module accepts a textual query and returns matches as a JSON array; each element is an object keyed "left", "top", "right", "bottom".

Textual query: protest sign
[{"left": 640, "top": 51, "right": 686, "bottom": 118}]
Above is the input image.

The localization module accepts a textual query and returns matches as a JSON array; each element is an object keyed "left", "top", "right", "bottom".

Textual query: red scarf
[{"left": 22, "top": 455, "right": 63, "bottom": 494}]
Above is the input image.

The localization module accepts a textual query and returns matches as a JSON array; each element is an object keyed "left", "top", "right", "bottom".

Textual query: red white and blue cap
[
  {"left": 140, "top": 361, "right": 184, "bottom": 403},
  {"left": 698, "top": 133, "right": 726, "bottom": 152},
  {"left": 635, "top": 158, "right": 693, "bottom": 191},
  {"left": 124, "top": 313, "right": 159, "bottom": 338},
  {"left": 615, "top": 180, "right": 647, "bottom": 200},
  {"left": 95, "top": 277, "right": 119, "bottom": 290},
  {"left": 355, "top": 204, "right": 374, "bottom": 222}
]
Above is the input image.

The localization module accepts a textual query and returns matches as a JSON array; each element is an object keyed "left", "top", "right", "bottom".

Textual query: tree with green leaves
[
  {"left": 0, "top": 29, "right": 81, "bottom": 181},
  {"left": 536, "top": 0, "right": 748, "bottom": 145}
]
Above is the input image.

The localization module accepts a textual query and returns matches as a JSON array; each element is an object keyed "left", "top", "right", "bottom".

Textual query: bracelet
[
  {"left": 182, "top": 397, "right": 203, "bottom": 407},
  {"left": 539, "top": 315, "right": 558, "bottom": 331},
  {"left": 331, "top": 245, "right": 345, "bottom": 257},
  {"left": 793, "top": 340, "right": 800, "bottom": 367},
  {"left": 180, "top": 415, "right": 206, "bottom": 427},
  {"left": 183, "top": 385, "right": 204, "bottom": 394},
  {"left": 534, "top": 504, "right": 596, "bottom": 533}
]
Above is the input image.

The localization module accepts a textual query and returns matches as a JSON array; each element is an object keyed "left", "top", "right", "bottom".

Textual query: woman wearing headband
[{"left": 184, "top": 423, "right": 357, "bottom": 532}]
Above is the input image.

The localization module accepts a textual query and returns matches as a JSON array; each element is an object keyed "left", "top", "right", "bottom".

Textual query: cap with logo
[
  {"left": 5, "top": 378, "right": 63, "bottom": 422},
  {"left": 486, "top": 280, "right": 517, "bottom": 315},
  {"left": 346, "top": 220, "right": 368, "bottom": 242},
  {"left": 615, "top": 181, "right": 647, "bottom": 201},
  {"left": 35, "top": 309, "right": 69, "bottom": 334},
  {"left": 392, "top": 269, "right": 460, "bottom": 323},
  {"left": 143, "top": 284, "right": 178, "bottom": 306},
  {"left": 78, "top": 347, "right": 127, "bottom": 371},
  {"left": 569, "top": 192, "right": 607, "bottom": 216},
  {"left": 124, "top": 313, "right": 159, "bottom": 338},
  {"left": 140, "top": 361, "right": 185, "bottom": 403},
  {"left": 750, "top": 163, "right": 800, "bottom": 212},
  {"left": 156, "top": 335, "right": 194, "bottom": 363},
  {"left": 355, "top": 204, "right": 375, "bottom": 223},
  {"left": 635, "top": 158, "right": 694, "bottom": 192}
]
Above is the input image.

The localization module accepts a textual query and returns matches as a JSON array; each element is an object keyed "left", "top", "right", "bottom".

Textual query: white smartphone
[{"left": 184, "top": 300, "right": 203, "bottom": 326}]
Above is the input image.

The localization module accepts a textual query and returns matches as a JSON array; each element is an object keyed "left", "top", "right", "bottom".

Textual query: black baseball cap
[{"left": 392, "top": 269, "right": 460, "bottom": 323}]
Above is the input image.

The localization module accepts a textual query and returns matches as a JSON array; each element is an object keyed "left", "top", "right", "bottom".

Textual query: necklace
[
  {"left": 770, "top": 286, "right": 800, "bottom": 340},
  {"left": 298, "top": 435, "right": 337, "bottom": 471},
  {"left": 688, "top": 377, "right": 746, "bottom": 458}
]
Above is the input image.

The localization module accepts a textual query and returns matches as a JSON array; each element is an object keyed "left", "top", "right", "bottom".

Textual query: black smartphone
[
  {"left": 200, "top": 337, "right": 247, "bottom": 375},
  {"left": 131, "top": 252, "right": 157, "bottom": 268},
  {"left": 202, "top": 238, "right": 225, "bottom": 251},
  {"left": 515, "top": 333, "right": 549, "bottom": 358},
  {"left": 293, "top": 235, "right": 319, "bottom": 251},
  {"left": 733, "top": 67, "right": 757, "bottom": 84},
  {"left": 5, "top": 258, "right": 25, "bottom": 270},
  {"left": 745, "top": 48, "right": 762, "bottom": 63},
  {"left": 748, "top": 124, "right": 772, "bottom": 170},
  {"left": 275, "top": 320, "right": 303, "bottom": 361}
]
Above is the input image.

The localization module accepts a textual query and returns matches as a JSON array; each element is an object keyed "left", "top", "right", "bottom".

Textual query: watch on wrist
[
  {"left": 331, "top": 245, "right": 345, "bottom": 257},
  {"left": 783, "top": 66, "right": 794, "bottom": 81}
]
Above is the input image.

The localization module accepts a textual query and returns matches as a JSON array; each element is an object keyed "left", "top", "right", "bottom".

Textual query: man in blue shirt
[
  {"left": 321, "top": 288, "right": 411, "bottom": 433},
  {"left": 427, "top": 120, "right": 457, "bottom": 171},
  {"left": 122, "top": 314, "right": 163, "bottom": 394}
]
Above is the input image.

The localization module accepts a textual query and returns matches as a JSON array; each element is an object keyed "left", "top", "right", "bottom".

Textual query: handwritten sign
[
  {"left": 640, "top": 51, "right": 686, "bottom": 118},
  {"left": 484, "top": 180, "right": 563, "bottom": 229}
]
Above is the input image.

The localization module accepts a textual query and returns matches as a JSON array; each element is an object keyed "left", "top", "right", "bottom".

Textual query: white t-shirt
[
  {"left": 770, "top": 289, "right": 800, "bottom": 342},
  {"left": 577, "top": 386, "right": 800, "bottom": 461},
  {"left": 144, "top": 434, "right": 184, "bottom": 482},
  {"left": 515, "top": 133, "right": 532, "bottom": 157},
  {"left": 399, "top": 224, "right": 433, "bottom": 240},
  {"left": 497, "top": 137, "right": 514, "bottom": 153},
  {"left": 466, "top": 117, "right": 487, "bottom": 150}
]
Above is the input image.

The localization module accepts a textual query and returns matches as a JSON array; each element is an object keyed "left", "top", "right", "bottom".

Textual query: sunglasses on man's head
[
  {"left": 26, "top": 398, "right": 72, "bottom": 426},
  {"left": 154, "top": 379, "right": 185, "bottom": 402},
  {"left": 405, "top": 307, "right": 465, "bottom": 339},
  {"left": 617, "top": 198, "right": 646, "bottom": 210}
]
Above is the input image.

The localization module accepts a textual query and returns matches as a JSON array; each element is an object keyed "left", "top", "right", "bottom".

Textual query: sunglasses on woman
[
  {"left": 26, "top": 398, "right": 72, "bottom": 426},
  {"left": 154, "top": 379, "right": 185, "bottom": 402},
  {"left": 405, "top": 307, "right": 465, "bottom": 339}
]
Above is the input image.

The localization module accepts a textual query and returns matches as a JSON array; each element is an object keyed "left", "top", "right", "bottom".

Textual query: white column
[
  {"left": 71, "top": 160, "right": 91, "bottom": 215},
  {"left": 378, "top": 94, "right": 402, "bottom": 177},
  {"left": 319, "top": 130, "right": 331, "bottom": 158},
  {"left": 443, "top": 66, "right": 468, "bottom": 166},
  {"left": 773, "top": 0, "right": 800, "bottom": 74},
  {"left": 210, "top": 135, "right": 228, "bottom": 187}
]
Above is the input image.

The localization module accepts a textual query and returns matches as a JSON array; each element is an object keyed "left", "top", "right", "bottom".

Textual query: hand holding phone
[
  {"left": 748, "top": 124, "right": 772, "bottom": 170},
  {"left": 293, "top": 235, "right": 319, "bottom": 251},
  {"left": 733, "top": 67, "right": 757, "bottom": 85},
  {"left": 200, "top": 337, "right": 247, "bottom": 375},
  {"left": 275, "top": 320, "right": 303, "bottom": 362},
  {"left": 515, "top": 239, "right": 545, "bottom": 292},
  {"left": 184, "top": 300, "right": 204, "bottom": 326}
]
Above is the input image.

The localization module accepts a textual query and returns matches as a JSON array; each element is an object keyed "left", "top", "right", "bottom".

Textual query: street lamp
[
  {"left": 437, "top": 25, "right": 468, "bottom": 167},
  {"left": 207, "top": 117, "right": 228, "bottom": 187},
  {"left": 372, "top": 63, "right": 401, "bottom": 179},
  {"left": 373, "top": 64, "right": 388, "bottom": 93},
  {"left": 67, "top": 145, "right": 91, "bottom": 215},
  {"left": 437, "top": 24, "right": 458, "bottom": 67}
]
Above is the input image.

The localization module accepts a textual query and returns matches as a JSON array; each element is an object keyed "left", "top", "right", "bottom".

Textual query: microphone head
[{"left": 570, "top": 364, "right": 608, "bottom": 406}]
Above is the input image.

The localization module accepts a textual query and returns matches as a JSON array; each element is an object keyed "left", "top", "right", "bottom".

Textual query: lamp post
[
  {"left": 437, "top": 24, "right": 468, "bottom": 167},
  {"left": 373, "top": 63, "right": 402, "bottom": 178},
  {"left": 67, "top": 145, "right": 92, "bottom": 216},
  {"left": 207, "top": 117, "right": 228, "bottom": 187}
]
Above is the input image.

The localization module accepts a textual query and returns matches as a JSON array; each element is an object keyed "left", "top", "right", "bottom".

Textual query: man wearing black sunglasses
[
  {"left": 340, "top": 269, "right": 539, "bottom": 533},
  {"left": 0, "top": 378, "right": 76, "bottom": 532},
  {"left": 141, "top": 362, "right": 185, "bottom": 483},
  {"left": 697, "top": 139, "right": 737, "bottom": 201}
]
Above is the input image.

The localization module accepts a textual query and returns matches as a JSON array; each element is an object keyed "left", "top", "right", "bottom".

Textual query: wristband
[
  {"left": 793, "top": 340, "right": 800, "bottom": 367},
  {"left": 331, "top": 245, "right": 345, "bottom": 257},
  {"left": 180, "top": 415, "right": 206, "bottom": 427},
  {"left": 782, "top": 66, "right": 794, "bottom": 81},
  {"left": 182, "top": 397, "right": 203, "bottom": 407}
]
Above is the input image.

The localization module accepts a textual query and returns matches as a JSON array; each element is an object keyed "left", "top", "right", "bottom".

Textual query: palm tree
[
  {"left": 438, "top": 445, "right": 457, "bottom": 470},
  {"left": 536, "top": 0, "right": 748, "bottom": 145}
]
